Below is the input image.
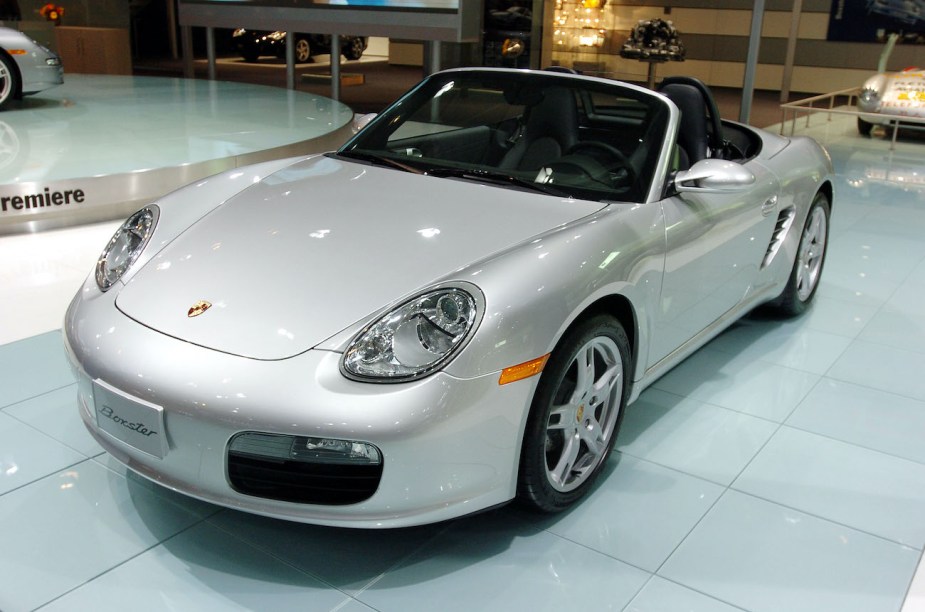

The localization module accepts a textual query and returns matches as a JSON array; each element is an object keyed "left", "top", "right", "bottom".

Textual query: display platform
[{"left": 0, "top": 74, "right": 355, "bottom": 234}]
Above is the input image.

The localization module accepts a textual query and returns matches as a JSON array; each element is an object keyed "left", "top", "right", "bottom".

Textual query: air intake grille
[
  {"left": 227, "top": 432, "right": 383, "bottom": 505},
  {"left": 762, "top": 207, "right": 796, "bottom": 269},
  {"left": 228, "top": 453, "right": 382, "bottom": 505}
]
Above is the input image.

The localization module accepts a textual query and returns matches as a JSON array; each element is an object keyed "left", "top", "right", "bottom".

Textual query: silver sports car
[
  {"left": 0, "top": 26, "right": 63, "bottom": 110},
  {"left": 64, "top": 68, "right": 833, "bottom": 527}
]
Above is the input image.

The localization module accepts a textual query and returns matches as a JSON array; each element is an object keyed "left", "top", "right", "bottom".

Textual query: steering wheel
[{"left": 565, "top": 142, "right": 637, "bottom": 188}]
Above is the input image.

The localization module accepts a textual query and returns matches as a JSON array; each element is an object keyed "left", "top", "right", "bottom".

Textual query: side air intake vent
[{"left": 762, "top": 207, "right": 796, "bottom": 269}]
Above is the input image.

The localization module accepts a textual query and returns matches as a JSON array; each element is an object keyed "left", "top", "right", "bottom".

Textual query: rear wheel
[
  {"left": 775, "top": 191, "right": 830, "bottom": 316},
  {"left": 342, "top": 37, "right": 366, "bottom": 60},
  {"left": 0, "top": 54, "right": 19, "bottom": 110},
  {"left": 518, "top": 315, "right": 630, "bottom": 513}
]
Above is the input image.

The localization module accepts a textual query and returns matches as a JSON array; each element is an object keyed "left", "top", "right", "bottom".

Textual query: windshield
[{"left": 338, "top": 70, "right": 671, "bottom": 203}]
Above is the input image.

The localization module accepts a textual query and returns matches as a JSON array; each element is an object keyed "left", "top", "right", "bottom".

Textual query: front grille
[
  {"left": 227, "top": 432, "right": 383, "bottom": 505},
  {"left": 228, "top": 453, "right": 382, "bottom": 505}
]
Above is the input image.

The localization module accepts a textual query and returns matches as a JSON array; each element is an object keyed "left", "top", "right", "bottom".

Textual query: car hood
[{"left": 115, "top": 155, "right": 603, "bottom": 360}]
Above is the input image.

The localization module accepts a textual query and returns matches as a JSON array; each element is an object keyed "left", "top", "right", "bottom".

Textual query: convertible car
[
  {"left": 857, "top": 67, "right": 925, "bottom": 135},
  {"left": 64, "top": 68, "right": 833, "bottom": 528},
  {"left": 0, "top": 27, "right": 63, "bottom": 110}
]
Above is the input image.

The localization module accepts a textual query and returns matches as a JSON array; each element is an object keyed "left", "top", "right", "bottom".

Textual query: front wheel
[
  {"left": 0, "top": 54, "right": 19, "bottom": 110},
  {"left": 775, "top": 191, "right": 830, "bottom": 316},
  {"left": 294, "top": 38, "right": 312, "bottom": 63},
  {"left": 518, "top": 315, "right": 631, "bottom": 513},
  {"left": 857, "top": 117, "right": 873, "bottom": 136}
]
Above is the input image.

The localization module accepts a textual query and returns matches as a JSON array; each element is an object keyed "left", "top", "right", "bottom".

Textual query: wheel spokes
[
  {"left": 569, "top": 345, "right": 596, "bottom": 404},
  {"left": 549, "top": 432, "right": 581, "bottom": 486},
  {"left": 578, "top": 413, "right": 605, "bottom": 456}
]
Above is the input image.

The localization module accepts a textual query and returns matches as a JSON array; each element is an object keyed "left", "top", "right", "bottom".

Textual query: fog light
[{"left": 229, "top": 432, "right": 381, "bottom": 465}]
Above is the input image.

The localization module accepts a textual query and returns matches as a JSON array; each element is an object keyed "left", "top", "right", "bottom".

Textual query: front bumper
[
  {"left": 64, "top": 288, "right": 536, "bottom": 528},
  {"left": 20, "top": 56, "right": 64, "bottom": 95}
]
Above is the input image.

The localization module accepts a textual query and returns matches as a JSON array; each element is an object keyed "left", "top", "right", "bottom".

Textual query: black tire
[
  {"left": 518, "top": 315, "right": 631, "bottom": 513},
  {"left": 0, "top": 54, "right": 19, "bottom": 110},
  {"left": 294, "top": 37, "right": 312, "bottom": 63},
  {"left": 241, "top": 49, "right": 259, "bottom": 63},
  {"left": 775, "top": 191, "right": 830, "bottom": 316},
  {"left": 342, "top": 37, "right": 366, "bottom": 61},
  {"left": 857, "top": 117, "right": 873, "bottom": 136}
]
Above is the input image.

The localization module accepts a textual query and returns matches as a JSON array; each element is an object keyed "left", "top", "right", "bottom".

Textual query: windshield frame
[{"left": 337, "top": 68, "right": 677, "bottom": 205}]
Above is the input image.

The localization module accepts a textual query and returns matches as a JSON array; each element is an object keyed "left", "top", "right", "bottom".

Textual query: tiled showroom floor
[{"left": 2, "top": 113, "right": 925, "bottom": 611}]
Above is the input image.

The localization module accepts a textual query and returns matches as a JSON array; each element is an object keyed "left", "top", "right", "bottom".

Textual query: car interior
[
  {"left": 656, "top": 75, "right": 763, "bottom": 168},
  {"left": 340, "top": 72, "right": 763, "bottom": 203}
]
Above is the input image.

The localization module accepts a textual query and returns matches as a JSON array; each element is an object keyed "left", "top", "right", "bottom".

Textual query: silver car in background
[
  {"left": 0, "top": 26, "right": 63, "bottom": 110},
  {"left": 64, "top": 68, "right": 833, "bottom": 527}
]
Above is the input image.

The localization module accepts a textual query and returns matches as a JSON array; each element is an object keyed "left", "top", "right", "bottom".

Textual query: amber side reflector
[
  {"left": 8, "top": 49, "right": 27, "bottom": 55},
  {"left": 499, "top": 354, "right": 550, "bottom": 385}
]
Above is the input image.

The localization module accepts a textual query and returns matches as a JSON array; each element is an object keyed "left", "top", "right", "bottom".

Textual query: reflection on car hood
[{"left": 115, "top": 155, "right": 604, "bottom": 360}]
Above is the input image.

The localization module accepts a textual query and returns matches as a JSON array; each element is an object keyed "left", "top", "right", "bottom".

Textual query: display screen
[
  {"left": 179, "top": 0, "right": 477, "bottom": 42},
  {"left": 184, "top": 0, "right": 459, "bottom": 12}
]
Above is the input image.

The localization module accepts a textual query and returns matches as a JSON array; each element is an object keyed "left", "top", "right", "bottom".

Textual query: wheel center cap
[{"left": 576, "top": 404, "right": 585, "bottom": 422}]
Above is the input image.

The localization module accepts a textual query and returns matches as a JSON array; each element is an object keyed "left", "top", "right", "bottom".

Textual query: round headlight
[
  {"left": 95, "top": 206, "right": 158, "bottom": 291},
  {"left": 342, "top": 287, "right": 480, "bottom": 382},
  {"left": 858, "top": 87, "right": 881, "bottom": 112}
]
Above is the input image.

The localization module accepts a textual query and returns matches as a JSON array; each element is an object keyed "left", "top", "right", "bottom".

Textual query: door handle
[{"left": 761, "top": 195, "right": 778, "bottom": 217}]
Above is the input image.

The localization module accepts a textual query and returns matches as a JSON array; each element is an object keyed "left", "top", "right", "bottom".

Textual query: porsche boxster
[
  {"left": 0, "top": 26, "right": 63, "bottom": 110},
  {"left": 64, "top": 68, "right": 833, "bottom": 527}
]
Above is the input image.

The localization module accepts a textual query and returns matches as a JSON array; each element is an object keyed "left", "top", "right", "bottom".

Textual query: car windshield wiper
[
  {"left": 424, "top": 167, "right": 569, "bottom": 198},
  {"left": 337, "top": 151, "right": 425, "bottom": 174}
]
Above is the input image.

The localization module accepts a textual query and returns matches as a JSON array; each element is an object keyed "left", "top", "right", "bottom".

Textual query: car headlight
[
  {"left": 859, "top": 87, "right": 880, "bottom": 107},
  {"left": 95, "top": 206, "right": 159, "bottom": 291},
  {"left": 342, "top": 287, "right": 480, "bottom": 382}
]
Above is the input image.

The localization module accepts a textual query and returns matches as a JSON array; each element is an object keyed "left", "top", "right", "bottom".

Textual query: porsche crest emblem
[{"left": 187, "top": 300, "right": 212, "bottom": 318}]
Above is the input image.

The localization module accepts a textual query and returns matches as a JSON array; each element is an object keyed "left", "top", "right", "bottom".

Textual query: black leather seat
[
  {"left": 499, "top": 87, "right": 579, "bottom": 171},
  {"left": 658, "top": 82, "right": 710, "bottom": 170}
]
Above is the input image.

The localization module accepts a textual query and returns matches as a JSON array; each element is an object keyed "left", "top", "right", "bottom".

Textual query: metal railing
[{"left": 780, "top": 87, "right": 925, "bottom": 150}]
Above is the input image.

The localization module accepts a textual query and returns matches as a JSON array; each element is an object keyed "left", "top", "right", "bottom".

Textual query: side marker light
[{"left": 499, "top": 354, "right": 550, "bottom": 385}]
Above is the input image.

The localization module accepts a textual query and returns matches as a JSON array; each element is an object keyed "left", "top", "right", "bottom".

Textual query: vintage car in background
[
  {"left": 0, "top": 26, "right": 63, "bottom": 110},
  {"left": 857, "top": 67, "right": 925, "bottom": 135},
  {"left": 64, "top": 68, "right": 833, "bottom": 528},
  {"left": 231, "top": 28, "right": 368, "bottom": 63}
]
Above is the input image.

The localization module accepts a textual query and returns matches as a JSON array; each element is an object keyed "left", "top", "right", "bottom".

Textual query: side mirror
[
  {"left": 351, "top": 113, "right": 377, "bottom": 133},
  {"left": 674, "top": 159, "right": 756, "bottom": 193}
]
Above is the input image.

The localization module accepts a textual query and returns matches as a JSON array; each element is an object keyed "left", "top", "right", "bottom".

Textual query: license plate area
[{"left": 93, "top": 379, "right": 167, "bottom": 459}]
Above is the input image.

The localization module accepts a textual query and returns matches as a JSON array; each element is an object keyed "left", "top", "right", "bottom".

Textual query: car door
[{"left": 647, "top": 160, "right": 781, "bottom": 366}]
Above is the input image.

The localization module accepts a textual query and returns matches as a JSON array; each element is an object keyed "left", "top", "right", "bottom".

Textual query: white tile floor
[{"left": 2, "top": 110, "right": 925, "bottom": 611}]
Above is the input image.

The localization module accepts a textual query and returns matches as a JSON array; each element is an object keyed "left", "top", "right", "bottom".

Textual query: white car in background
[
  {"left": 0, "top": 26, "right": 63, "bottom": 110},
  {"left": 857, "top": 67, "right": 925, "bottom": 134}
]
